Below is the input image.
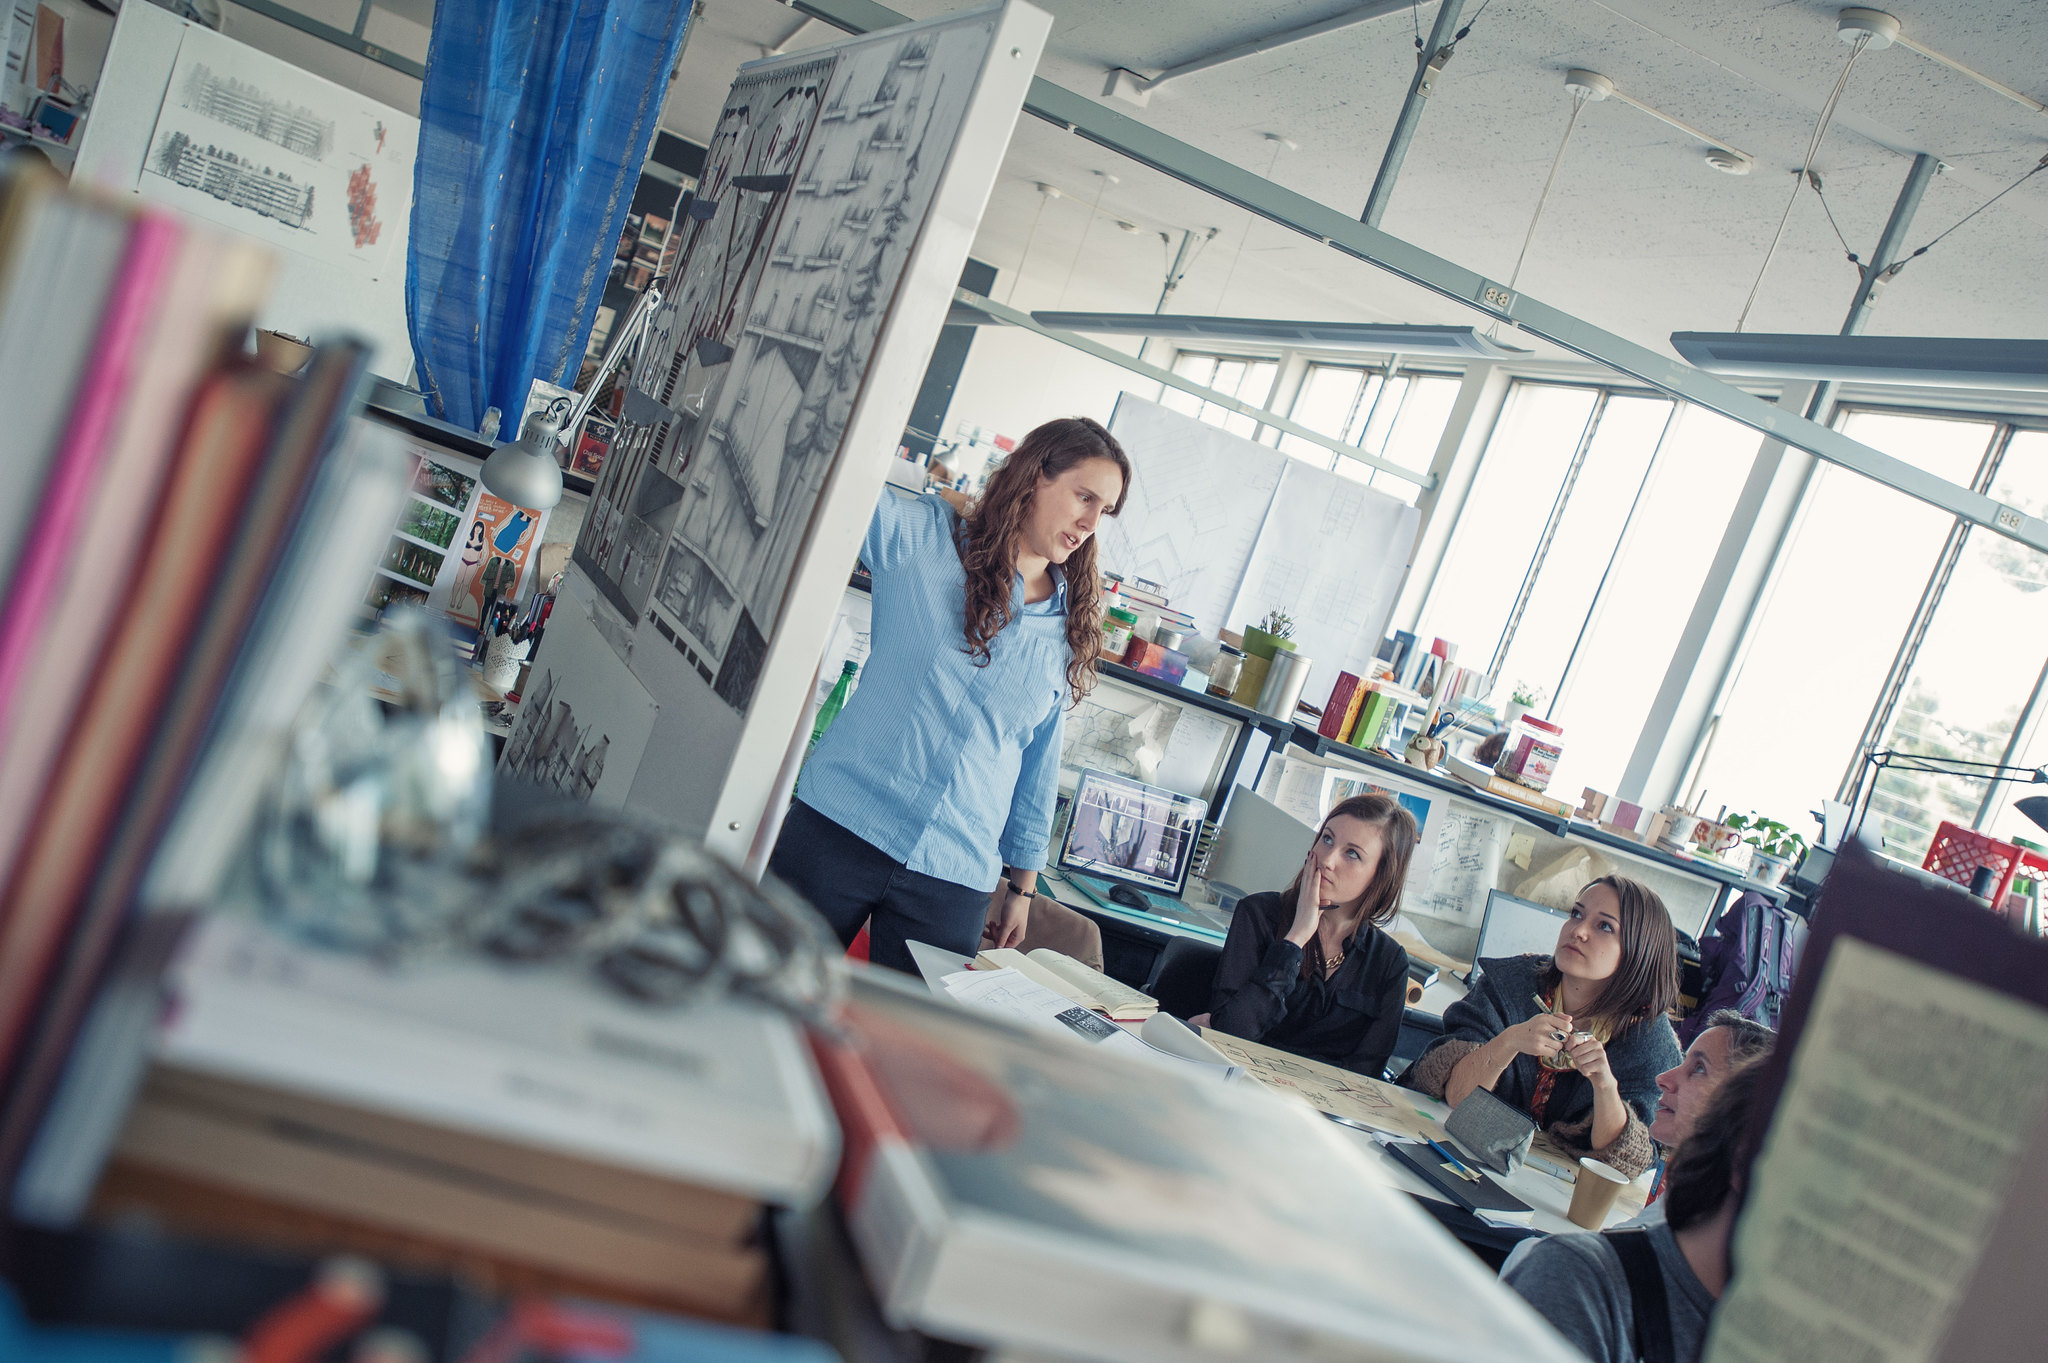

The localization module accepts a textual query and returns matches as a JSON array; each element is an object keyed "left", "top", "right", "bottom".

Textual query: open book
[{"left": 973, "top": 948, "right": 1157, "bottom": 1020}]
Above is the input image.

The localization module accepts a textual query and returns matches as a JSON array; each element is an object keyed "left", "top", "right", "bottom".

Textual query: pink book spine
[{"left": 0, "top": 212, "right": 181, "bottom": 720}]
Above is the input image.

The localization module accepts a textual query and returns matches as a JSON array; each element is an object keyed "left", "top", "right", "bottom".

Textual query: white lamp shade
[{"left": 481, "top": 412, "right": 565, "bottom": 510}]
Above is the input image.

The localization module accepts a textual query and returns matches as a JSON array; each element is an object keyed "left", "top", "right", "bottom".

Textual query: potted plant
[
  {"left": 1726, "top": 813, "right": 1808, "bottom": 887},
  {"left": 1242, "top": 609, "right": 1296, "bottom": 660},
  {"left": 1502, "top": 680, "right": 1544, "bottom": 730},
  {"left": 1231, "top": 610, "right": 1296, "bottom": 707}
]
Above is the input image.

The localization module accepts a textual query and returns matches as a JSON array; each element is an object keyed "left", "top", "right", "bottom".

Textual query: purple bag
[{"left": 1677, "top": 891, "right": 1802, "bottom": 1046}]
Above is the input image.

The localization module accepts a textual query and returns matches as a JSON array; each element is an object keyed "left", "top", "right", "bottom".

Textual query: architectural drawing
[
  {"left": 148, "top": 132, "right": 315, "bottom": 228},
  {"left": 137, "top": 24, "right": 415, "bottom": 274},
  {"left": 498, "top": 603, "right": 656, "bottom": 809},
  {"left": 175, "top": 61, "right": 334, "bottom": 158},
  {"left": 577, "top": 21, "right": 995, "bottom": 717},
  {"left": 1099, "top": 397, "right": 1285, "bottom": 634}
]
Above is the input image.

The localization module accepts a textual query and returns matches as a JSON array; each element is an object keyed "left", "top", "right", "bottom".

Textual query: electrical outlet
[
  {"left": 1995, "top": 505, "right": 2024, "bottom": 532},
  {"left": 1474, "top": 279, "right": 1514, "bottom": 313}
]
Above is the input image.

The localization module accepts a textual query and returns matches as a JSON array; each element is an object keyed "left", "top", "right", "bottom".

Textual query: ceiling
[{"left": 664, "top": 0, "right": 2048, "bottom": 368}]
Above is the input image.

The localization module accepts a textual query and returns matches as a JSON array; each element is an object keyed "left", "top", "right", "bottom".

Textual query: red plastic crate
[{"left": 1923, "top": 821, "right": 2024, "bottom": 909}]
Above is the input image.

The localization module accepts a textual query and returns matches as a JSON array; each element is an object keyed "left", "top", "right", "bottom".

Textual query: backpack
[{"left": 1677, "top": 891, "right": 1802, "bottom": 1046}]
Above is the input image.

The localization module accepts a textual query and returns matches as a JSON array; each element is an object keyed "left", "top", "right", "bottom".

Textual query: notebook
[{"left": 1384, "top": 1139, "right": 1535, "bottom": 1218}]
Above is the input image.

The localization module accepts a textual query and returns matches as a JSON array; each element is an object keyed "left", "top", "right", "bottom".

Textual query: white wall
[{"left": 943, "top": 324, "right": 1162, "bottom": 446}]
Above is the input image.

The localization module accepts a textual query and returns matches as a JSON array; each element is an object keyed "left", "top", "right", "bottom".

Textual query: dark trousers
[{"left": 769, "top": 801, "right": 990, "bottom": 975}]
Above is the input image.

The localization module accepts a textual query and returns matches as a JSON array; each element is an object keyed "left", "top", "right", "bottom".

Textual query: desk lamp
[{"left": 481, "top": 411, "right": 565, "bottom": 510}]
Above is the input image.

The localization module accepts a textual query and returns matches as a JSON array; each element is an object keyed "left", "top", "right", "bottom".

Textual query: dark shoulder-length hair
[
  {"left": 1664, "top": 1057, "right": 1766, "bottom": 1232},
  {"left": 1280, "top": 793, "right": 1418, "bottom": 938},
  {"left": 956, "top": 417, "right": 1130, "bottom": 703},
  {"left": 1537, "top": 874, "right": 1679, "bottom": 1029}
]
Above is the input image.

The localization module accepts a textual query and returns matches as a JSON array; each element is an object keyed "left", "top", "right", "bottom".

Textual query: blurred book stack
[
  {"left": 97, "top": 916, "right": 838, "bottom": 1326},
  {"left": 0, "top": 164, "right": 407, "bottom": 1208}
]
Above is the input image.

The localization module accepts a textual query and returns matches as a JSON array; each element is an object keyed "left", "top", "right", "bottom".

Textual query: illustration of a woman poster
[{"left": 450, "top": 493, "right": 548, "bottom": 625}]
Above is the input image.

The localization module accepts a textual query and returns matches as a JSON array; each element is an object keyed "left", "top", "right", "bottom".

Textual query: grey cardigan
[{"left": 1408, "top": 954, "right": 1679, "bottom": 1177}]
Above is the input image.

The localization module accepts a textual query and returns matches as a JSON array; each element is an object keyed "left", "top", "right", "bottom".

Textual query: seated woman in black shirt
[{"left": 1196, "top": 793, "right": 1415, "bottom": 1078}]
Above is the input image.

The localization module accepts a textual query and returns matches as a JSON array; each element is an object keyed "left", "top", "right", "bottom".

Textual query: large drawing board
[
  {"left": 1103, "top": 396, "right": 1420, "bottom": 678},
  {"left": 547, "top": 2, "right": 1050, "bottom": 863},
  {"left": 71, "top": 3, "right": 417, "bottom": 380}
]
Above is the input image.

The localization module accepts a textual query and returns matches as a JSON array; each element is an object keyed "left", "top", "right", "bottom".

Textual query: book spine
[
  {"left": 0, "top": 213, "right": 178, "bottom": 735},
  {"left": 1334, "top": 684, "right": 1369, "bottom": 746},
  {"left": 1318, "top": 673, "right": 1362, "bottom": 739}
]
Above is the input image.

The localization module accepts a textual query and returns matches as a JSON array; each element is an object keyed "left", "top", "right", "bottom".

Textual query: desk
[{"left": 904, "top": 945, "right": 1648, "bottom": 1259}]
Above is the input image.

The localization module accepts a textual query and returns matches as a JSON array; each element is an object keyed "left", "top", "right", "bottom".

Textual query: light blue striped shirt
[{"left": 797, "top": 491, "right": 1069, "bottom": 890}]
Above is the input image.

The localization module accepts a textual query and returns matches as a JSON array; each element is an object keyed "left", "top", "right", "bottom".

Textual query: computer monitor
[
  {"left": 1057, "top": 768, "right": 1209, "bottom": 900},
  {"left": 1474, "top": 889, "right": 1572, "bottom": 964}
]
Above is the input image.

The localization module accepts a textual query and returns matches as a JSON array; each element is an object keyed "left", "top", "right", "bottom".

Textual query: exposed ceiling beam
[
  {"left": 1108, "top": 1, "right": 1414, "bottom": 103},
  {"left": 952, "top": 290, "right": 1438, "bottom": 487},
  {"left": 786, "top": 0, "right": 2048, "bottom": 555},
  {"left": 1361, "top": 0, "right": 1464, "bottom": 227}
]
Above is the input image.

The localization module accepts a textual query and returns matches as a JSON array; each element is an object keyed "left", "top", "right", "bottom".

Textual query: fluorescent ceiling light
[
  {"left": 1026, "top": 312, "right": 1527, "bottom": 356},
  {"left": 1671, "top": 332, "right": 2048, "bottom": 391}
]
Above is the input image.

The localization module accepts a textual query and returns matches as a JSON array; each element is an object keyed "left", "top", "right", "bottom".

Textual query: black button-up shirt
[{"left": 1206, "top": 890, "right": 1411, "bottom": 1079}]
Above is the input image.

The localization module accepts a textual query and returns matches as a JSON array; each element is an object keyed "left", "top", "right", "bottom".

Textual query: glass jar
[
  {"left": 1206, "top": 645, "right": 1244, "bottom": 699},
  {"left": 1495, "top": 713, "right": 1565, "bottom": 792},
  {"left": 1102, "top": 606, "right": 1138, "bottom": 658}
]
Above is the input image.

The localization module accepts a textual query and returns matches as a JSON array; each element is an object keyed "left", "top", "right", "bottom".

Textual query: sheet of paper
[
  {"left": 1200, "top": 1028, "right": 1447, "bottom": 1145},
  {"left": 1413, "top": 807, "right": 1506, "bottom": 926},
  {"left": 942, "top": 969, "right": 1156, "bottom": 1064},
  {"left": 1704, "top": 937, "right": 2048, "bottom": 1363},
  {"left": 1098, "top": 396, "right": 1285, "bottom": 634},
  {"left": 1506, "top": 831, "right": 1535, "bottom": 869},
  {"left": 1227, "top": 461, "right": 1420, "bottom": 678}
]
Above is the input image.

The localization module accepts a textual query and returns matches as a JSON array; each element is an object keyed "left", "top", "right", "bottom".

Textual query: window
[
  {"left": 1420, "top": 382, "right": 1599, "bottom": 664},
  {"left": 1542, "top": 405, "right": 1764, "bottom": 799},
  {"left": 1279, "top": 364, "right": 1460, "bottom": 504},
  {"left": 1692, "top": 408, "right": 1998, "bottom": 850},
  {"left": 1490, "top": 394, "right": 1673, "bottom": 721},
  {"left": 1159, "top": 351, "right": 1277, "bottom": 441},
  {"left": 1862, "top": 424, "right": 2046, "bottom": 858}
]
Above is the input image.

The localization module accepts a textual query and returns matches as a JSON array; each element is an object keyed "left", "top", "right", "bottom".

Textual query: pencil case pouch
[{"left": 1445, "top": 1086, "right": 1536, "bottom": 1175}]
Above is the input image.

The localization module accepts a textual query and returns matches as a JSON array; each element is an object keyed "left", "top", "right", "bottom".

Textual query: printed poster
[
  {"left": 138, "top": 23, "right": 417, "bottom": 275},
  {"left": 499, "top": 599, "right": 657, "bottom": 809},
  {"left": 366, "top": 442, "right": 549, "bottom": 625}
]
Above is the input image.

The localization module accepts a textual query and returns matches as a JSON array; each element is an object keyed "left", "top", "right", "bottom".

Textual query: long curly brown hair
[{"left": 956, "top": 417, "right": 1130, "bottom": 703}]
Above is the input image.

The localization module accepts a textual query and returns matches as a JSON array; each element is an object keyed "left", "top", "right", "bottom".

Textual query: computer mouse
[{"left": 1107, "top": 883, "right": 1150, "bottom": 909}]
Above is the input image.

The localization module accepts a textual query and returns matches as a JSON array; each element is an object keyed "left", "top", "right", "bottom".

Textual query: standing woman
[
  {"left": 1198, "top": 794, "right": 1416, "bottom": 1079},
  {"left": 770, "top": 418, "right": 1130, "bottom": 974},
  {"left": 1408, "top": 876, "right": 1681, "bottom": 1178}
]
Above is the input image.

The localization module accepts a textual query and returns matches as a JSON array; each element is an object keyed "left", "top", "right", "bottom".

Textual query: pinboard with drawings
[
  {"left": 1097, "top": 395, "right": 1420, "bottom": 676},
  {"left": 69, "top": 3, "right": 418, "bottom": 381}
]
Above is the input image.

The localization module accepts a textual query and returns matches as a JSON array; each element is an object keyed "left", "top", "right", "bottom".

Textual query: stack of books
[
  {"left": 99, "top": 917, "right": 840, "bottom": 1325},
  {"left": 0, "top": 165, "right": 406, "bottom": 1201}
]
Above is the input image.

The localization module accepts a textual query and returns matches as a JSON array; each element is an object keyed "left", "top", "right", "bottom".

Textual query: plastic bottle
[{"left": 808, "top": 661, "right": 859, "bottom": 756}]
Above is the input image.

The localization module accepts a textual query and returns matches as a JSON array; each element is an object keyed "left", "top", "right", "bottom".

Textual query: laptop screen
[
  {"left": 1057, "top": 768, "right": 1209, "bottom": 898},
  {"left": 1475, "top": 890, "right": 1572, "bottom": 963}
]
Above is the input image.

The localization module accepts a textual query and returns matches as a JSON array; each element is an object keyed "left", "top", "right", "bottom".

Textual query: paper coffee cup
[{"left": 1566, "top": 1157, "right": 1631, "bottom": 1229}]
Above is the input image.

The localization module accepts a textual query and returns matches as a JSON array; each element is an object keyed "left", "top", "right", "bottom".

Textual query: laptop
[
  {"left": 1473, "top": 889, "right": 1572, "bottom": 968},
  {"left": 1203, "top": 787, "right": 1316, "bottom": 903},
  {"left": 1056, "top": 768, "right": 1209, "bottom": 911}
]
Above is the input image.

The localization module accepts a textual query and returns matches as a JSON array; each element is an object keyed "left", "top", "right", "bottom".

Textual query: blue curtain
[{"left": 407, "top": 0, "right": 695, "bottom": 431}]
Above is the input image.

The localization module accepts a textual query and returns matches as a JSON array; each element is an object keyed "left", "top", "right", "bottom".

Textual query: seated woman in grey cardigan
[
  {"left": 1195, "top": 794, "right": 1415, "bottom": 1079},
  {"left": 1410, "top": 875, "right": 1681, "bottom": 1178}
]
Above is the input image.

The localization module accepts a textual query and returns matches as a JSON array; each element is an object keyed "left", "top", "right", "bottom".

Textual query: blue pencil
[{"left": 1424, "top": 1136, "right": 1478, "bottom": 1179}]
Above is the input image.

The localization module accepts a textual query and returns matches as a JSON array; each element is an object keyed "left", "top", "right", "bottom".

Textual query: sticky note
[{"left": 1506, "top": 832, "right": 1536, "bottom": 869}]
